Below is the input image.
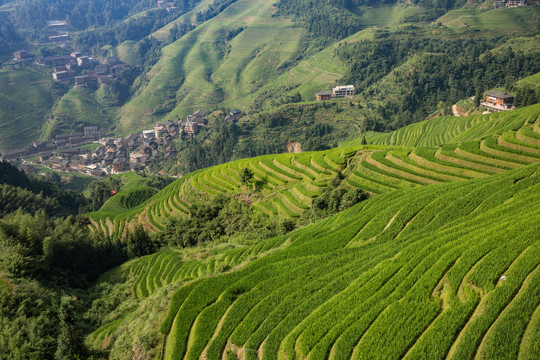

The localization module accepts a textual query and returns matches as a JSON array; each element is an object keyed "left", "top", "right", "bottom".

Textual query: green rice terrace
[
  {"left": 90, "top": 151, "right": 540, "bottom": 359},
  {"left": 0, "top": 69, "right": 57, "bottom": 151},
  {"left": 88, "top": 104, "right": 540, "bottom": 239},
  {"left": 85, "top": 104, "right": 540, "bottom": 358}
]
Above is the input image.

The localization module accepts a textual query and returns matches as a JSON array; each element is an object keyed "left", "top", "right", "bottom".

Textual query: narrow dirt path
[{"left": 452, "top": 104, "right": 461, "bottom": 117}]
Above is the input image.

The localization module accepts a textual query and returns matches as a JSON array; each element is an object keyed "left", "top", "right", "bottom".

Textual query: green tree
[
  {"left": 126, "top": 225, "right": 155, "bottom": 259},
  {"left": 240, "top": 168, "right": 254, "bottom": 187},
  {"left": 475, "top": 86, "right": 483, "bottom": 108},
  {"left": 55, "top": 295, "right": 86, "bottom": 360}
]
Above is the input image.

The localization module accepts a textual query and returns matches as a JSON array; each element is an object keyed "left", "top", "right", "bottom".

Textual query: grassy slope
[
  {"left": 86, "top": 172, "right": 168, "bottom": 237},
  {"left": 151, "top": 0, "right": 215, "bottom": 41},
  {"left": 86, "top": 101, "right": 540, "bottom": 358},
  {"left": 118, "top": 0, "right": 304, "bottom": 131},
  {"left": 517, "top": 72, "right": 540, "bottom": 90},
  {"left": 363, "top": 103, "right": 540, "bottom": 147},
  {"left": 353, "top": 3, "right": 426, "bottom": 27},
  {"left": 116, "top": 4, "right": 540, "bottom": 133},
  {"left": 88, "top": 104, "right": 540, "bottom": 238},
  {"left": 30, "top": 164, "right": 95, "bottom": 192},
  {"left": 115, "top": 0, "right": 216, "bottom": 65},
  {"left": 242, "top": 2, "right": 430, "bottom": 106},
  {"left": 46, "top": 87, "right": 115, "bottom": 136},
  {"left": 0, "top": 68, "right": 56, "bottom": 151},
  {"left": 116, "top": 2, "right": 441, "bottom": 132},
  {"left": 438, "top": 6, "right": 540, "bottom": 33},
  {"left": 168, "top": 163, "right": 540, "bottom": 360},
  {"left": 490, "top": 35, "right": 540, "bottom": 55},
  {"left": 95, "top": 160, "right": 540, "bottom": 360}
]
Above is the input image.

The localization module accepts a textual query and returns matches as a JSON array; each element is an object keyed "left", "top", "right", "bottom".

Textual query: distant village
[
  {"left": 0, "top": 109, "right": 243, "bottom": 179},
  {"left": 13, "top": 49, "right": 130, "bottom": 88}
]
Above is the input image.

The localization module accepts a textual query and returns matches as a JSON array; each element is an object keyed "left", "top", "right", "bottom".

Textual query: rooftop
[
  {"left": 486, "top": 90, "right": 514, "bottom": 99},
  {"left": 316, "top": 90, "right": 332, "bottom": 96},
  {"left": 333, "top": 85, "right": 355, "bottom": 91},
  {"left": 46, "top": 20, "right": 67, "bottom": 26}
]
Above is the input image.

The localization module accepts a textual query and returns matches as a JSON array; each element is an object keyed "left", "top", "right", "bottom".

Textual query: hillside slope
[
  {"left": 365, "top": 103, "right": 540, "bottom": 147},
  {"left": 118, "top": 0, "right": 305, "bottom": 131},
  {"left": 0, "top": 68, "right": 57, "bottom": 151},
  {"left": 91, "top": 160, "right": 540, "bottom": 360},
  {"left": 116, "top": 1, "right": 458, "bottom": 131},
  {"left": 88, "top": 104, "right": 540, "bottom": 238}
]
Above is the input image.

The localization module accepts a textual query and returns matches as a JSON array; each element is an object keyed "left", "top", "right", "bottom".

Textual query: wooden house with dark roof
[
  {"left": 316, "top": 90, "right": 332, "bottom": 101},
  {"left": 482, "top": 90, "right": 515, "bottom": 112}
]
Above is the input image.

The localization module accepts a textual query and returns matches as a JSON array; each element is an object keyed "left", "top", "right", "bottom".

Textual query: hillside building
[
  {"left": 77, "top": 56, "right": 90, "bottom": 67},
  {"left": 225, "top": 109, "right": 242, "bottom": 123},
  {"left": 38, "top": 56, "right": 72, "bottom": 67},
  {"left": 481, "top": 90, "right": 514, "bottom": 112},
  {"left": 154, "top": 125, "right": 167, "bottom": 138},
  {"left": 2, "top": 148, "right": 28, "bottom": 160},
  {"left": 332, "top": 85, "right": 355, "bottom": 98},
  {"left": 112, "top": 158, "right": 127, "bottom": 173},
  {"left": 53, "top": 66, "right": 66, "bottom": 73},
  {"left": 65, "top": 63, "right": 78, "bottom": 71},
  {"left": 184, "top": 121, "right": 199, "bottom": 136},
  {"left": 316, "top": 90, "right": 332, "bottom": 101},
  {"left": 49, "top": 34, "right": 70, "bottom": 43},
  {"left": 98, "top": 75, "right": 113, "bottom": 87},
  {"left": 142, "top": 130, "right": 156, "bottom": 139},
  {"left": 187, "top": 110, "right": 208, "bottom": 126},
  {"left": 53, "top": 70, "right": 73, "bottom": 81},
  {"left": 507, "top": 0, "right": 525, "bottom": 7},
  {"left": 74, "top": 75, "right": 89, "bottom": 87},
  {"left": 83, "top": 126, "right": 104, "bottom": 139},
  {"left": 13, "top": 50, "right": 32, "bottom": 61},
  {"left": 44, "top": 20, "right": 68, "bottom": 31}
]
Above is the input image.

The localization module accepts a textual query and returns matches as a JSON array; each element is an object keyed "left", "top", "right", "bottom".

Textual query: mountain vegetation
[
  {"left": 0, "top": 68, "right": 59, "bottom": 151},
  {"left": 1, "top": 102, "right": 539, "bottom": 360},
  {"left": 0, "top": 1, "right": 539, "bottom": 359},
  {"left": 81, "top": 105, "right": 540, "bottom": 359}
]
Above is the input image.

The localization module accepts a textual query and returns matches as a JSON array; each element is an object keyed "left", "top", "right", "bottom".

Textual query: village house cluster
[
  {"left": 157, "top": 0, "right": 179, "bottom": 13},
  {"left": 0, "top": 126, "right": 104, "bottom": 171},
  {"left": 492, "top": 0, "right": 528, "bottom": 8},
  {"left": 316, "top": 85, "right": 356, "bottom": 101},
  {"left": 0, "top": 110, "right": 229, "bottom": 178},
  {"left": 13, "top": 49, "right": 130, "bottom": 88},
  {"left": 47, "top": 52, "right": 129, "bottom": 88}
]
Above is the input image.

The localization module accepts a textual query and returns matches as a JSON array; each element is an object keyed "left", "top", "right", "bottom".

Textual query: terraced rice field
[
  {"left": 98, "top": 162, "right": 540, "bottom": 360},
  {"left": 118, "top": 0, "right": 305, "bottom": 131},
  {"left": 367, "top": 105, "right": 540, "bottom": 147},
  {"left": 89, "top": 105, "right": 540, "bottom": 358},
  {"left": 89, "top": 105, "right": 540, "bottom": 239},
  {"left": 438, "top": 6, "right": 540, "bottom": 34},
  {"left": 0, "top": 69, "right": 56, "bottom": 150}
]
